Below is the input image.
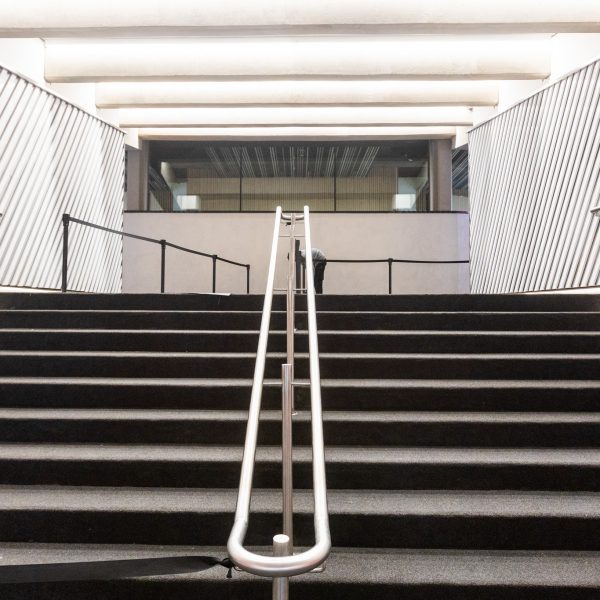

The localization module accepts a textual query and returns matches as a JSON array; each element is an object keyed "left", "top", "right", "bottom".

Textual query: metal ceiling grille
[
  {"left": 204, "top": 145, "right": 380, "bottom": 178},
  {"left": 0, "top": 65, "right": 125, "bottom": 292},
  {"left": 469, "top": 58, "right": 600, "bottom": 293}
]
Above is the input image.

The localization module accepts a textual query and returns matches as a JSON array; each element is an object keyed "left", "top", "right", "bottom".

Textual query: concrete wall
[{"left": 123, "top": 212, "right": 469, "bottom": 295}]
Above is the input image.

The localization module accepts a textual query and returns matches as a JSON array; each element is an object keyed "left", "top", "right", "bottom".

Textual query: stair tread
[
  {"left": 0, "top": 542, "right": 600, "bottom": 588},
  {"left": 0, "top": 486, "right": 598, "bottom": 517},
  {"left": 2, "top": 309, "right": 599, "bottom": 315},
  {"left": 0, "top": 310, "right": 267, "bottom": 315},
  {"left": 0, "top": 543, "right": 598, "bottom": 587},
  {"left": 1, "top": 443, "right": 599, "bottom": 465},
  {"left": 0, "top": 376, "right": 598, "bottom": 389},
  {"left": 0, "top": 350, "right": 599, "bottom": 359},
  {"left": 2, "top": 328, "right": 599, "bottom": 336},
  {"left": 0, "top": 408, "right": 599, "bottom": 424}
]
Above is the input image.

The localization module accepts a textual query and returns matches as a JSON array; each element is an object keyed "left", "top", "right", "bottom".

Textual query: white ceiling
[{"left": 2, "top": 1, "right": 600, "bottom": 140}]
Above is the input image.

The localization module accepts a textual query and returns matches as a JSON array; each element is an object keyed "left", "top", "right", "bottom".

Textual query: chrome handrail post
[
  {"left": 61, "top": 214, "right": 70, "bottom": 293},
  {"left": 286, "top": 213, "right": 296, "bottom": 411},
  {"left": 272, "top": 534, "right": 290, "bottom": 600},
  {"left": 281, "top": 363, "right": 294, "bottom": 547}
]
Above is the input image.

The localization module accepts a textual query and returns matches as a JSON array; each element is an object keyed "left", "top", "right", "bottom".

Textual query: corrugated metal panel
[
  {"left": 469, "top": 58, "right": 600, "bottom": 293},
  {"left": 0, "top": 65, "right": 125, "bottom": 292}
]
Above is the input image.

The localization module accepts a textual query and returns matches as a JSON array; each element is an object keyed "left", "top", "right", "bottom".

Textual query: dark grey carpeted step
[
  {"left": 1, "top": 329, "right": 599, "bottom": 354},
  {"left": 2, "top": 310, "right": 600, "bottom": 331},
  {"left": 0, "top": 310, "right": 266, "bottom": 330},
  {"left": 0, "top": 486, "right": 598, "bottom": 551},
  {"left": 1, "top": 409, "right": 599, "bottom": 448},
  {"left": 1, "top": 377, "right": 598, "bottom": 411},
  {"left": 0, "top": 293, "right": 271, "bottom": 311},
  {"left": 312, "top": 353, "right": 600, "bottom": 380},
  {"left": 0, "top": 444, "right": 598, "bottom": 491},
  {"left": 2, "top": 292, "right": 599, "bottom": 312},
  {"left": 0, "top": 544, "right": 598, "bottom": 600},
  {"left": 0, "top": 351, "right": 597, "bottom": 380},
  {"left": 0, "top": 291, "right": 598, "bottom": 599}
]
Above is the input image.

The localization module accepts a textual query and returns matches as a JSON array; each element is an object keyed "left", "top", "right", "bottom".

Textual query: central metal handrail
[{"left": 227, "top": 206, "right": 330, "bottom": 588}]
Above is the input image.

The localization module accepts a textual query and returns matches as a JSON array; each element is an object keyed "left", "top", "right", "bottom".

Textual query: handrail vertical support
[
  {"left": 61, "top": 214, "right": 70, "bottom": 293},
  {"left": 212, "top": 255, "right": 217, "bottom": 293},
  {"left": 294, "top": 240, "right": 301, "bottom": 290},
  {"left": 281, "top": 363, "right": 294, "bottom": 548},
  {"left": 159, "top": 240, "right": 166, "bottom": 293},
  {"left": 387, "top": 258, "right": 393, "bottom": 295},
  {"left": 272, "top": 534, "right": 290, "bottom": 600},
  {"left": 246, "top": 264, "right": 251, "bottom": 294},
  {"left": 286, "top": 215, "right": 296, "bottom": 412}
]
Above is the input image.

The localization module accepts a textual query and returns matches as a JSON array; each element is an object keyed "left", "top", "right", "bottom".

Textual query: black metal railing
[
  {"left": 301, "top": 256, "right": 470, "bottom": 294},
  {"left": 61, "top": 214, "right": 251, "bottom": 294}
]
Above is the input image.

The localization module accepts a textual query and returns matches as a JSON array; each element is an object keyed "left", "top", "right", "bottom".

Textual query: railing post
[
  {"left": 294, "top": 239, "right": 301, "bottom": 290},
  {"left": 160, "top": 240, "right": 166, "bottom": 293},
  {"left": 387, "top": 258, "right": 393, "bottom": 295},
  {"left": 287, "top": 215, "right": 296, "bottom": 412},
  {"left": 61, "top": 214, "right": 70, "bottom": 292},
  {"left": 246, "top": 264, "right": 250, "bottom": 294},
  {"left": 281, "top": 363, "right": 294, "bottom": 547},
  {"left": 212, "top": 255, "right": 217, "bottom": 293},
  {"left": 272, "top": 534, "right": 290, "bottom": 600}
]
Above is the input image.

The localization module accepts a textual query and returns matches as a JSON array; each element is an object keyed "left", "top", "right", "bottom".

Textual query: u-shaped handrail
[{"left": 227, "top": 206, "right": 331, "bottom": 578}]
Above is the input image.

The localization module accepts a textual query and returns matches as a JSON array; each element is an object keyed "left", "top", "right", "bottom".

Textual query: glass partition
[{"left": 147, "top": 141, "right": 430, "bottom": 212}]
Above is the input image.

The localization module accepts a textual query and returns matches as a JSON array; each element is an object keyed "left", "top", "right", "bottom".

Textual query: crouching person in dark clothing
[{"left": 301, "top": 248, "right": 327, "bottom": 294}]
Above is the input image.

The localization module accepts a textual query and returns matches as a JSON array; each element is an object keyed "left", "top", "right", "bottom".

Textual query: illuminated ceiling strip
[
  {"left": 117, "top": 106, "right": 473, "bottom": 128},
  {"left": 138, "top": 126, "right": 457, "bottom": 140},
  {"left": 2, "top": 1, "right": 599, "bottom": 35},
  {"left": 45, "top": 39, "right": 550, "bottom": 82}
]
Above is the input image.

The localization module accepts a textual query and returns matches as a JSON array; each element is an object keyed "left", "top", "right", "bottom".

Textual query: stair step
[
  {"left": 0, "top": 291, "right": 598, "bottom": 597},
  {"left": 0, "top": 350, "right": 597, "bottom": 380},
  {"left": 0, "top": 444, "right": 597, "bottom": 490},
  {"left": 1, "top": 329, "right": 599, "bottom": 353},
  {"left": 2, "top": 310, "right": 600, "bottom": 330},
  {"left": 0, "top": 409, "right": 598, "bottom": 447},
  {"left": 0, "top": 377, "right": 598, "bottom": 411},
  {"left": 0, "top": 486, "right": 598, "bottom": 550},
  {"left": 2, "top": 292, "right": 599, "bottom": 312},
  {"left": 0, "top": 544, "right": 598, "bottom": 599}
]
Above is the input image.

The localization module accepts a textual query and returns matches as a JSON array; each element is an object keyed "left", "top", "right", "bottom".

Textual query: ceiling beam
[
  {"left": 1, "top": 1, "right": 599, "bottom": 36},
  {"left": 138, "top": 126, "right": 457, "bottom": 141},
  {"left": 117, "top": 106, "right": 474, "bottom": 128},
  {"left": 45, "top": 38, "right": 550, "bottom": 82},
  {"left": 96, "top": 80, "right": 499, "bottom": 108}
]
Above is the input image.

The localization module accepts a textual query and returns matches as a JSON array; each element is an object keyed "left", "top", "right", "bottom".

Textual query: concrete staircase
[{"left": 0, "top": 292, "right": 599, "bottom": 599}]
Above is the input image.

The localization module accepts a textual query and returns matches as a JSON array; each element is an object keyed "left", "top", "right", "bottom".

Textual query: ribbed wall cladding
[
  {"left": 0, "top": 65, "right": 125, "bottom": 292},
  {"left": 469, "top": 58, "right": 600, "bottom": 293}
]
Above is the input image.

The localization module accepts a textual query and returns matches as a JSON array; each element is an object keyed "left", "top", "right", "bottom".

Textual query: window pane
[{"left": 147, "top": 140, "right": 431, "bottom": 212}]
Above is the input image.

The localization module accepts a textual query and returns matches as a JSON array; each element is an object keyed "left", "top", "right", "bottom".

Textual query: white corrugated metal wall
[
  {"left": 469, "top": 58, "right": 600, "bottom": 293},
  {"left": 0, "top": 65, "right": 125, "bottom": 292}
]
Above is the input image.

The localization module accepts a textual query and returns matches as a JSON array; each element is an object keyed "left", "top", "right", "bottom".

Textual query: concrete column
[
  {"left": 125, "top": 141, "right": 149, "bottom": 211},
  {"left": 429, "top": 139, "right": 453, "bottom": 211}
]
